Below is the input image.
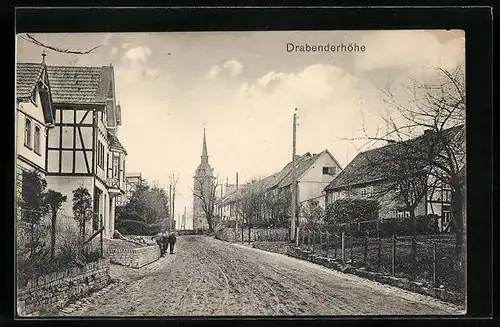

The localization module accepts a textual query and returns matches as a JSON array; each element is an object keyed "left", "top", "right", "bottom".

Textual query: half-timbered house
[
  {"left": 43, "top": 64, "right": 127, "bottom": 238},
  {"left": 16, "top": 62, "right": 55, "bottom": 197}
]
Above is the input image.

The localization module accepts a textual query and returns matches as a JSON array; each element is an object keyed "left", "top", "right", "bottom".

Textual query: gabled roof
[
  {"left": 325, "top": 125, "right": 464, "bottom": 191},
  {"left": 16, "top": 63, "right": 55, "bottom": 124},
  {"left": 16, "top": 63, "right": 45, "bottom": 100},
  {"left": 107, "top": 131, "right": 127, "bottom": 155},
  {"left": 277, "top": 152, "right": 327, "bottom": 188},
  {"left": 46, "top": 65, "right": 114, "bottom": 105},
  {"left": 223, "top": 149, "right": 337, "bottom": 205}
]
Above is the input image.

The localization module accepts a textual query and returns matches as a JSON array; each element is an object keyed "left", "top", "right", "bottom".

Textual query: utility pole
[
  {"left": 291, "top": 109, "right": 298, "bottom": 241},
  {"left": 169, "top": 184, "right": 172, "bottom": 233},
  {"left": 182, "top": 206, "right": 186, "bottom": 230},
  {"left": 172, "top": 183, "right": 176, "bottom": 231}
]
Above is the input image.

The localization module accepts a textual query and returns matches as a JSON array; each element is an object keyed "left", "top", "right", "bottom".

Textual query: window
[
  {"left": 360, "top": 188, "right": 367, "bottom": 197},
  {"left": 34, "top": 125, "right": 41, "bottom": 154},
  {"left": 24, "top": 118, "right": 32, "bottom": 148},
  {"left": 113, "top": 156, "right": 119, "bottom": 178},
  {"left": 97, "top": 141, "right": 105, "bottom": 169},
  {"left": 323, "top": 166, "right": 336, "bottom": 175},
  {"left": 443, "top": 190, "right": 452, "bottom": 202},
  {"left": 396, "top": 210, "right": 411, "bottom": 219},
  {"left": 106, "top": 153, "right": 110, "bottom": 177}
]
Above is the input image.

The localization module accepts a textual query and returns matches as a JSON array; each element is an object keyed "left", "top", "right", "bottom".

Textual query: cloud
[
  {"left": 124, "top": 46, "right": 152, "bottom": 63},
  {"left": 222, "top": 59, "right": 243, "bottom": 77},
  {"left": 121, "top": 43, "right": 130, "bottom": 49},
  {"left": 207, "top": 59, "right": 244, "bottom": 79},
  {"left": 207, "top": 65, "right": 221, "bottom": 79},
  {"left": 110, "top": 47, "right": 118, "bottom": 56},
  {"left": 354, "top": 30, "right": 465, "bottom": 73}
]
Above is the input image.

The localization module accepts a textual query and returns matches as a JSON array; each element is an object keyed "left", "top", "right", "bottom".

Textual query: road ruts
[{"left": 66, "top": 235, "right": 464, "bottom": 316}]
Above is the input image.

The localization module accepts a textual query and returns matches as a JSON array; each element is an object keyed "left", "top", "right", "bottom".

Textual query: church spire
[{"left": 201, "top": 128, "right": 208, "bottom": 163}]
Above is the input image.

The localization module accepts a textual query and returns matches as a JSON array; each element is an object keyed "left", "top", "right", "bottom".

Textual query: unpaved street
[{"left": 69, "top": 236, "right": 463, "bottom": 316}]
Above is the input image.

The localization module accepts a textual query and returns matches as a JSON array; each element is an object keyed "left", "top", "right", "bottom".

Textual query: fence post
[
  {"left": 363, "top": 231, "right": 368, "bottom": 265},
  {"left": 334, "top": 233, "right": 338, "bottom": 258},
  {"left": 433, "top": 242, "right": 437, "bottom": 288},
  {"left": 326, "top": 232, "right": 330, "bottom": 258},
  {"left": 311, "top": 231, "right": 315, "bottom": 254},
  {"left": 392, "top": 234, "right": 396, "bottom": 276},
  {"left": 320, "top": 231, "right": 323, "bottom": 256},
  {"left": 350, "top": 233, "right": 354, "bottom": 263},
  {"left": 296, "top": 227, "right": 300, "bottom": 247},
  {"left": 377, "top": 220, "right": 381, "bottom": 272},
  {"left": 341, "top": 232, "right": 345, "bottom": 264}
]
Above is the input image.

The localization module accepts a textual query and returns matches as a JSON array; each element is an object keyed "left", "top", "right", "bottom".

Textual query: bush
[
  {"left": 378, "top": 214, "right": 440, "bottom": 237},
  {"left": 325, "top": 198, "right": 380, "bottom": 230},
  {"left": 416, "top": 214, "right": 440, "bottom": 235}
]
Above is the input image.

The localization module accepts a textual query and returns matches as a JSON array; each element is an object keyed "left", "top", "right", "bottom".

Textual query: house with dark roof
[
  {"left": 324, "top": 126, "right": 464, "bottom": 232},
  {"left": 221, "top": 149, "right": 342, "bottom": 226},
  {"left": 16, "top": 61, "right": 55, "bottom": 196},
  {"left": 34, "top": 63, "right": 128, "bottom": 238}
]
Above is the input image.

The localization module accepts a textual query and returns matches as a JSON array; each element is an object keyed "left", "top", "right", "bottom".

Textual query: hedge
[{"left": 115, "top": 219, "right": 164, "bottom": 236}]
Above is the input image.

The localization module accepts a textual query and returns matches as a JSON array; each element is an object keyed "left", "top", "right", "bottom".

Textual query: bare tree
[
  {"left": 192, "top": 175, "right": 219, "bottom": 232},
  {"left": 351, "top": 65, "right": 466, "bottom": 286}
]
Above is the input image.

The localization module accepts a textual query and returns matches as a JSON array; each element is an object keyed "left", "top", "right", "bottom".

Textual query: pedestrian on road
[
  {"left": 168, "top": 232, "right": 177, "bottom": 254},
  {"left": 152, "top": 233, "right": 166, "bottom": 257},
  {"left": 162, "top": 232, "right": 170, "bottom": 256}
]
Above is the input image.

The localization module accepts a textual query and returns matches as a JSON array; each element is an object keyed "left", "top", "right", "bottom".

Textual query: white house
[{"left": 16, "top": 62, "right": 55, "bottom": 197}]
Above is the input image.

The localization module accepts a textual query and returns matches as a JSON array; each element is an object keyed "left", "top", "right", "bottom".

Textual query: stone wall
[
  {"left": 106, "top": 245, "right": 160, "bottom": 268},
  {"left": 17, "top": 258, "right": 111, "bottom": 317}
]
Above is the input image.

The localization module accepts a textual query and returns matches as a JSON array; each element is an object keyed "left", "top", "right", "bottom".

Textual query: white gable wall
[
  {"left": 298, "top": 151, "right": 342, "bottom": 208},
  {"left": 16, "top": 90, "right": 49, "bottom": 172}
]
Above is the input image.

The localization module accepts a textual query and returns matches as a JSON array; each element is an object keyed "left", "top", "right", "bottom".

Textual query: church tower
[{"left": 193, "top": 129, "right": 215, "bottom": 231}]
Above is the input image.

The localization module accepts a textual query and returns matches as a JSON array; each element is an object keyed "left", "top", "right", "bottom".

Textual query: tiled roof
[
  {"left": 107, "top": 131, "right": 127, "bottom": 155},
  {"left": 325, "top": 125, "right": 464, "bottom": 191},
  {"left": 46, "top": 65, "right": 113, "bottom": 105},
  {"left": 16, "top": 63, "right": 44, "bottom": 100},
  {"left": 223, "top": 151, "right": 329, "bottom": 205},
  {"left": 277, "top": 152, "right": 325, "bottom": 188}
]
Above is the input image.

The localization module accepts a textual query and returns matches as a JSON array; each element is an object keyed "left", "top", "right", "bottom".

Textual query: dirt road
[{"left": 68, "top": 235, "right": 464, "bottom": 316}]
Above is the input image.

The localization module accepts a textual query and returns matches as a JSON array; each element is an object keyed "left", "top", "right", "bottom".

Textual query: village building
[
  {"left": 40, "top": 63, "right": 127, "bottom": 238},
  {"left": 192, "top": 129, "right": 215, "bottom": 232},
  {"left": 16, "top": 60, "right": 55, "bottom": 198},
  {"left": 221, "top": 149, "right": 342, "bottom": 225},
  {"left": 324, "top": 126, "right": 465, "bottom": 232}
]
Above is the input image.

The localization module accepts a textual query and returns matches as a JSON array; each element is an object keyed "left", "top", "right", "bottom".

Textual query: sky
[{"left": 16, "top": 30, "right": 465, "bottom": 229}]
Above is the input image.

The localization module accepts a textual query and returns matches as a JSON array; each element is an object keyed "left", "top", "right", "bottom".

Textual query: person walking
[
  {"left": 152, "top": 233, "right": 166, "bottom": 257},
  {"left": 168, "top": 232, "right": 177, "bottom": 254},
  {"left": 162, "top": 232, "right": 169, "bottom": 256}
]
